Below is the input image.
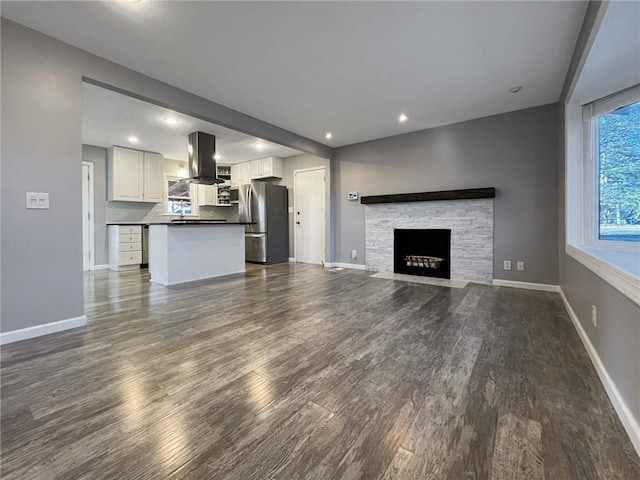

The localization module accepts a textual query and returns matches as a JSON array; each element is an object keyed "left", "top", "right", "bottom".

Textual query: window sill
[{"left": 566, "top": 244, "right": 640, "bottom": 305}]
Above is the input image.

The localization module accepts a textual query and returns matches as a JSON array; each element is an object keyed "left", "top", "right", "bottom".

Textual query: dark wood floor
[{"left": 1, "top": 263, "right": 638, "bottom": 479}]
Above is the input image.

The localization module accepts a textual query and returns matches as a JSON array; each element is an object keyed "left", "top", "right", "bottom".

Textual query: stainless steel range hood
[{"left": 187, "top": 131, "right": 223, "bottom": 184}]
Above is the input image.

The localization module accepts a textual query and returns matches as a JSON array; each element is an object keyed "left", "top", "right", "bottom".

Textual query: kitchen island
[{"left": 148, "top": 223, "right": 247, "bottom": 286}]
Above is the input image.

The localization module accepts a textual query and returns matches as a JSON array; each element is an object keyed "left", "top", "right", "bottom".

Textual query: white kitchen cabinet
[
  {"left": 230, "top": 163, "right": 240, "bottom": 188},
  {"left": 108, "top": 147, "right": 165, "bottom": 203},
  {"left": 108, "top": 225, "right": 142, "bottom": 271},
  {"left": 232, "top": 161, "right": 252, "bottom": 185},
  {"left": 250, "top": 158, "right": 264, "bottom": 179},
  {"left": 250, "top": 157, "right": 283, "bottom": 180},
  {"left": 143, "top": 152, "right": 164, "bottom": 203},
  {"left": 197, "top": 184, "right": 217, "bottom": 206},
  {"left": 198, "top": 183, "right": 233, "bottom": 206},
  {"left": 261, "top": 156, "right": 283, "bottom": 178},
  {"left": 108, "top": 147, "right": 144, "bottom": 201}
]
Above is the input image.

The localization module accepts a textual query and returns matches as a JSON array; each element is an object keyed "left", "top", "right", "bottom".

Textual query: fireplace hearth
[{"left": 394, "top": 229, "right": 451, "bottom": 279}]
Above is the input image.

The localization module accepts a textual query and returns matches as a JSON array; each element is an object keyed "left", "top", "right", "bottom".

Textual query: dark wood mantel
[{"left": 360, "top": 187, "right": 495, "bottom": 205}]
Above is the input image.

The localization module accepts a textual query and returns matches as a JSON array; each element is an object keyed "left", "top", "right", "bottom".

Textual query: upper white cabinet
[
  {"left": 143, "top": 152, "right": 164, "bottom": 203},
  {"left": 197, "top": 184, "right": 217, "bottom": 206},
  {"left": 108, "top": 147, "right": 165, "bottom": 203},
  {"left": 230, "top": 164, "right": 240, "bottom": 188},
  {"left": 232, "top": 157, "right": 283, "bottom": 186},
  {"left": 259, "top": 156, "right": 283, "bottom": 179},
  {"left": 108, "top": 147, "right": 144, "bottom": 202},
  {"left": 232, "top": 161, "right": 252, "bottom": 185},
  {"left": 251, "top": 157, "right": 282, "bottom": 180}
]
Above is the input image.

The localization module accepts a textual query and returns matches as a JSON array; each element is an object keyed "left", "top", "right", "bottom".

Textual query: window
[
  {"left": 566, "top": 84, "right": 640, "bottom": 305},
  {"left": 165, "top": 176, "right": 197, "bottom": 216},
  {"left": 596, "top": 100, "right": 640, "bottom": 243},
  {"left": 582, "top": 84, "right": 640, "bottom": 249}
]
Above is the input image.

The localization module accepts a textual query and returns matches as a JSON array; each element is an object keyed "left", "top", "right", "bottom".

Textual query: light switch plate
[
  {"left": 26, "top": 192, "right": 49, "bottom": 209},
  {"left": 348, "top": 192, "right": 359, "bottom": 200}
]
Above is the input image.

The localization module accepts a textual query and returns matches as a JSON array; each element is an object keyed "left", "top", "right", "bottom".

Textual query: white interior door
[
  {"left": 82, "top": 162, "right": 94, "bottom": 271},
  {"left": 294, "top": 167, "right": 325, "bottom": 264}
]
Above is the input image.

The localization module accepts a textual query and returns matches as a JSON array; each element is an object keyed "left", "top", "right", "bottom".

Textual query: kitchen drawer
[
  {"left": 118, "top": 225, "right": 142, "bottom": 235},
  {"left": 119, "top": 233, "right": 141, "bottom": 243},
  {"left": 119, "top": 251, "right": 142, "bottom": 265},
  {"left": 119, "top": 242, "right": 142, "bottom": 252}
]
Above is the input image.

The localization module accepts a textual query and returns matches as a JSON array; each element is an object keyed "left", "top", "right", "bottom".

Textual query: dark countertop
[{"left": 107, "top": 222, "right": 253, "bottom": 226}]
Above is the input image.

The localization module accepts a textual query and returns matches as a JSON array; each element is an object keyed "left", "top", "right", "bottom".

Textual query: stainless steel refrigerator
[{"left": 238, "top": 182, "right": 289, "bottom": 264}]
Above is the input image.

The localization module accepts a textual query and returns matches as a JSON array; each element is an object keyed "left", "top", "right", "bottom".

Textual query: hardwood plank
[
  {"left": 0, "top": 264, "right": 638, "bottom": 479},
  {"left": 490, "top": 413, "right": 543, "bottom": 480}
]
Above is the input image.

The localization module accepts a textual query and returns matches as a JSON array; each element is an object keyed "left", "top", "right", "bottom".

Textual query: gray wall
[
  {"left": 333, "top": 104, "right": 559, "bottom": 284},
  {"left": 2, "top": 20, "right": 85, "bottom": 331},
  {"left": 558, "top": 2, "right": 640, "bottom": 426},
  {"left": 277, "top": 154, "right": 330, "bottom": 258},
  {"left": 0, "top": 19, "right": 327, "bottom": 334},
  {"left": 82, "top": 145, "right": 108, "bottom": 265}
]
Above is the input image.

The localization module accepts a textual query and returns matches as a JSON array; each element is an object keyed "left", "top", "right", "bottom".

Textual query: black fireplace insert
[{"left": 394, "top": 229, "right": 451, "bottom": 279}]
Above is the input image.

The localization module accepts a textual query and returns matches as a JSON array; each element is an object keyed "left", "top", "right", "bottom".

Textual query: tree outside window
[{"left": 598, "top": 100, "right": 640, "bottom": 242}]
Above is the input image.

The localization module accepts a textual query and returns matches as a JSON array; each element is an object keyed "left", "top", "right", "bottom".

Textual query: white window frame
[
  {"left": 581, "top": 84, "right": 640, "bottom": 251},
  {"left": 566, "top": 84, "right": 640, "bottom": 306},
  {"left": 164, "top": 174, "right": 199, "bottom": 217}
]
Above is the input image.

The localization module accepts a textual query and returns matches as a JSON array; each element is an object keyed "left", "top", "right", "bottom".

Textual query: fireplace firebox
[{"left": 394, "top": 229, "right": 451, "bottom": 279}]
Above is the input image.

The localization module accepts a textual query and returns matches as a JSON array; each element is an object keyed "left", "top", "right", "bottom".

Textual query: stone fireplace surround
[{"left": 363, "top": 189, "right": 494, "bottom": 284}]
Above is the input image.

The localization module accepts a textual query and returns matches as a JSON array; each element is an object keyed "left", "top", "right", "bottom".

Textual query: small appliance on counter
[{"left": 238, "top": 182, "right": 288, "bottom": 264}]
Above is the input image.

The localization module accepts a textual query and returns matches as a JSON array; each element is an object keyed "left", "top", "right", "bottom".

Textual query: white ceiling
[
  {"left": 82, "top": 83, "right": 302, "bottom": 163},
  {"left": 572, "top": 0, "right": 640, "bottom": 105},
  {"left": 3, "top": 1, "right": 587, "bottom": 147}
]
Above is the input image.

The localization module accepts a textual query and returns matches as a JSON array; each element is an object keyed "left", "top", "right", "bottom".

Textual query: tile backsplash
[{"left": 106, "top": 201, "right": 238, "bottom": 223}]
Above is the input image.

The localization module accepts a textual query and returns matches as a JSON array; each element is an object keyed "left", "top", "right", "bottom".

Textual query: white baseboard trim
[
  {"left": 0, "top": 315, "right": 87, "bottom": 345},
  {"left": 559, "top": 289, "right": 640, "bottom": 456},
  {"left": 91, "top": 264, "right": 109, "bottom": 271},
  {"left": 325, "top": 262, "right": 366, "bottom": 270},
  {"left": 492, "top": 279, "right": 560, "bottom": 292},
  {"left": 288, "top": 257, "right": 296, "bottom": 262}
]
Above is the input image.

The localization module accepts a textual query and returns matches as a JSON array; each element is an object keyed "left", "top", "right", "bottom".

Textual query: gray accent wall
[
  {"left": 333, "top": 103, "right": 559, "bottom": 284},
  {"left": 0, "top": 19, "right": 328, "bottom": 334},
  {"left": 558, "top": 2, "right": 640, "bottom": 427},
  {"left": 82, "top": 145, "right": 108, "bottom": 265}
]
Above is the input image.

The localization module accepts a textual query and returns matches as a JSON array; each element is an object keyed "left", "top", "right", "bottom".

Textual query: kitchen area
[{"left": 82, "top": 83, "right": 321, "bottom": 286}]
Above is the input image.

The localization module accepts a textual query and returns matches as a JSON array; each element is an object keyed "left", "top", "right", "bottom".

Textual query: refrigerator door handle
[
  {"left": 246, "top": 233, "right": 265, "bottom": 238},
  {"left": 247, "top": 186, "right": 253, "bottom": 224}
]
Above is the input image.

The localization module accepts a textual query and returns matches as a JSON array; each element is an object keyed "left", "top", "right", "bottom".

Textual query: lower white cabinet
[{"left": 109, "top": 225, "right": 142, "bottom": 270}]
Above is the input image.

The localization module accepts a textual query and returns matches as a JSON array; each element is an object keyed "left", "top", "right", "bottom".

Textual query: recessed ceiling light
[
  {"left": 254, "top": 142, "right": 266, "bottom": 150},
  {"left": 164, "top": 117, "right": 179, "bottom": 125},
  {"left": 214, "top": 153, "right": 222, "bottom": 161},
  {"left": 509, "top": 86, "right": 523, "bottom": 93},
  {"left": 399, "top": 113, "right": 408, "bottom": 123},
  {"left": 325, "top": 132, "right": 333, "bottom": 140},
  {"left": 128, "top": 136, "right": 139, "bottom": 143}
]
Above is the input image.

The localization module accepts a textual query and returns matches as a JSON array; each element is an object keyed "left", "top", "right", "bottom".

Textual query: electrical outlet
[
  {"left": 351, "top": 249, "right": 357, "bottom": 260},
  {"left": 517, "top": 261, "right": 525, "bottom": 271},
  {"left": 592, "top": 305, "right": 597, "bottom": 327},
  {"left": 503, "top": 260, "right": 512, "bottom": 271}
]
